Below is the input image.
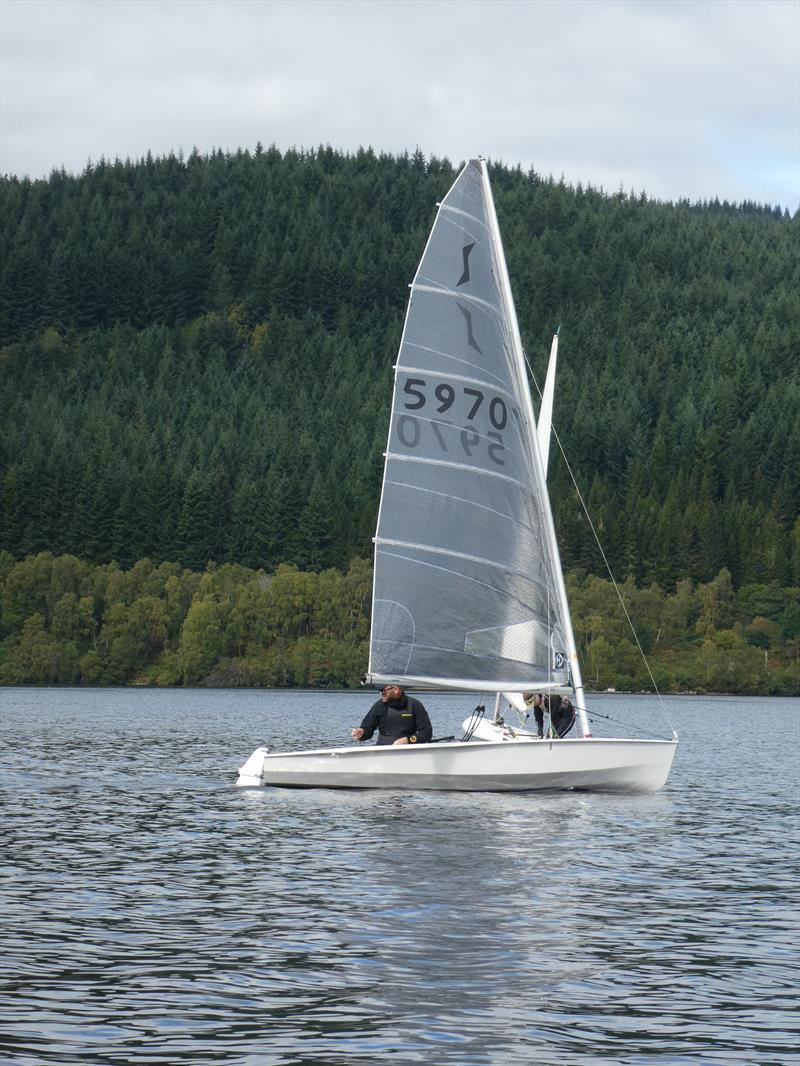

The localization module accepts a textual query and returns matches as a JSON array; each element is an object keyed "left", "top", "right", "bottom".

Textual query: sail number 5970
[
  {"left": 402, "top": 378, "right": 508, "bottom": 429},
  {"left": 398, "top": 378, "right": 507, "bottom": 466}
]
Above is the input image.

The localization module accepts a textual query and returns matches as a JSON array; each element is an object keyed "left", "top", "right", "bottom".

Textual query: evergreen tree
[{"left": 0, "top": 148, "right": 797, "bottom": 587}]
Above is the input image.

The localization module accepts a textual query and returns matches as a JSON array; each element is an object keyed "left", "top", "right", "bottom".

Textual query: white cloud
[{"left": 1, "top": 0, "right": 797, "bottom": 209}]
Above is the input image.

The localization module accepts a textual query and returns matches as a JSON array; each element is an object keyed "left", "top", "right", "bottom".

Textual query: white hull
[{"left": 236, "top": 736, "right": 678, "bottom": 793}]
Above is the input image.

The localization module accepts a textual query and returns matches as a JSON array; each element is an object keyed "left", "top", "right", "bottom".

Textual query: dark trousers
[
  {"left": 533, "top": 708, "right": 545, "bottom": 736},
  {"left": 551, "top": 705, "right": 575, "bottom": 738},
  {"left": 534, "top": 704, "right": 575, "bottom": 738}
]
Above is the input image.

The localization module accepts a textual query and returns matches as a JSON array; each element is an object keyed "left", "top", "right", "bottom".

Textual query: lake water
[{"left": 1, "top": 688, "right": 798, "bottom": 1065}]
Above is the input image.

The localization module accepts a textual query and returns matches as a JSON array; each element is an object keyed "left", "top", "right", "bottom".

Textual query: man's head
[{"left": 380, "top": 683, "right": 404, "bottom": 701}]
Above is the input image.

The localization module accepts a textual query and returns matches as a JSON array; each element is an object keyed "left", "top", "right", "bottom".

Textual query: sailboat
[{"left": 237, "top": 158, "right": 678, "bottom": 792}]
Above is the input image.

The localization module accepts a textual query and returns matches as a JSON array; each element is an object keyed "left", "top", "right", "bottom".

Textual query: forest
[
  {"left": 0, "top": 146, "right": 798, "bottom": 692},
  {"left": 0, "top": 551, "right": 796, "bottom": 694}
]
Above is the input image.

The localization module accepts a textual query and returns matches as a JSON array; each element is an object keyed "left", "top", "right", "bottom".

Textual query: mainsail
[{"left": 368, "top": 159, "right": 570, "bottom": 692}]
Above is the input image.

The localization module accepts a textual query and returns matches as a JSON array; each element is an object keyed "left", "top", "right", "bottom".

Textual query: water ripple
[{"left": 1, "top": 689, "right": 798, "bottom": 1065}]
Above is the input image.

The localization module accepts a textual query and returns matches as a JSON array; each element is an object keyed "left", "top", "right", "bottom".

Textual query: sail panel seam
[
  {"left": 388, "top": 412, "right": 528, "bottom": 467},
  {"left": 376, "top": 547, "right": 554, "bottom": 619},
  {"left": 373, "top": 636, "right": 557, "bottom": 665},
  {"left": 412, "top": 283, "right": 502, "bottom": 319},
  {"left": 403, "top": 342, "right": 507, "bottom": 388},
  {"left": 376, "top": 536, "right": 551, "bottom": 589},
  {"left": 385, "top": 452, "right": 532, "bottom": 491},
  {"left": 383, "top": 480, "right": 543, "bottom": 537},
  {"left": 439, "top": 213, "right": 484, "bottom": 245},
  {"left": 438, "top": 202, "right": 489, "bottom": 230}
]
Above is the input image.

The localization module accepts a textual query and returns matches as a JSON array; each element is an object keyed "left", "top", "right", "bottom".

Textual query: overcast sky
[{"left": 1, "top": 0, "right": 798, "bottom": 210}]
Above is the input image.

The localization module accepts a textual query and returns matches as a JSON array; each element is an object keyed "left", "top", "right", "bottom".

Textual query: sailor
[
  {"left": 351, "top": 684, "right": 433, "bottom": 746},
  {"left": 523, "top": 692, "right": 576, "bottom": 738}
]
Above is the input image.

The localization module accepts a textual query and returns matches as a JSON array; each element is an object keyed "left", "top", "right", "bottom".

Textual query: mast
[{"left": 479, "top": 159, "right": 591, "bottom": 738}]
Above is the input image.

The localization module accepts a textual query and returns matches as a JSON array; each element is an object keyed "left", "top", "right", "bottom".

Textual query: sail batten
[
  {"left": 384, "top": 454, "right": 536, "bottom": 499},
  {"left": 368, "top": 159, "right": 570, "bottom": 691},
  {"left": 375, "top": 549, "right": 553, "bottom": 619},
  {"left": 403, "top": 344, "right": 508, "bottom": 385},
  {"left": 411, "top": 285, "right": 503, "bottom": 316},
  {"left": 375, "top": 536, "right": 556, "bottom": 587},
  {"left": 384, "top": 480, "right": 538, "bottom": 530},
  {"left": 438, "top": 202, "right": 489, "bottom": 225}
]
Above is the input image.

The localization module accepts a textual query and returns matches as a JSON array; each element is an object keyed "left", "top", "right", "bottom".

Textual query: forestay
[{"left": 368, "top": 159, "right": 570, "bottom": 692}]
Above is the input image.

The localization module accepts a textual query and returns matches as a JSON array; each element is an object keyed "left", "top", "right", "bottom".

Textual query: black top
[
  {"left": 545, "top": 694, "right": 575, "bottom": 737},
  {"left": 358, "top": 693, "right": 433, "bottom": 745}
]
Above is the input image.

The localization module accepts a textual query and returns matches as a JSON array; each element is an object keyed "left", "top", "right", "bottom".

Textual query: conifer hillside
[{"left": 1, "top": 145, "right": 798, "bottom": 590}]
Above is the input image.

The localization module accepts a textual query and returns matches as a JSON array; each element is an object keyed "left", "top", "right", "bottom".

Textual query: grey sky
[{"left": 1, "top": 0, "right": 798, "bottom": 210}]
